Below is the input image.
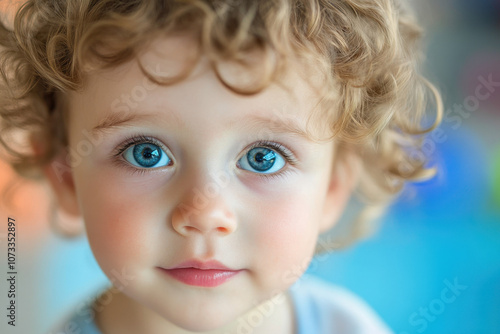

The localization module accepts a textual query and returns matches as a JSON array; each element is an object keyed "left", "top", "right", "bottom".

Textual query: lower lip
[{"left": 159, "top": 268, "right": 241, "bottom": 287}]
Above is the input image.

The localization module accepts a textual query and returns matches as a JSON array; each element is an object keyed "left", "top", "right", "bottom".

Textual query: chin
[
  {"left": 128, "top": 283, "right": 249, "bottom": 332},
  {"left": 149, "top": 299, "right": 243, "bottom": 333}
]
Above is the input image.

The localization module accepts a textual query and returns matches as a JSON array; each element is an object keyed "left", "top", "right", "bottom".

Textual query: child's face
[{"left": 56, "top": 35, "right": 352, "bottom": 331}]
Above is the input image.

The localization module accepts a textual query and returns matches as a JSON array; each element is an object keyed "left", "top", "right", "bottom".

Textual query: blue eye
[
  {"left": 238, "top": 146, "right": 286, "bottom": 174},
  {"left": 123, "top": 142, "right": 171, "bottom": 168}
]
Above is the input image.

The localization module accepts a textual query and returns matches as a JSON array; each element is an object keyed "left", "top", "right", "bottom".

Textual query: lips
[{"left": 158, "top": 259, "right": 242, "bottom": 287}]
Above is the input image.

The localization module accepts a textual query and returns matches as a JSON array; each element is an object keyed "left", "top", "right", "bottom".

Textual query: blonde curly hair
[{"left": 0, "top": 0, "right": 442, "bottom": 244}]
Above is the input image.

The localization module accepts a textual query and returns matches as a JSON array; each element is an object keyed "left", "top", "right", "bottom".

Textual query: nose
[{"left": 171, "top": 190, "right": 237, "bottom": 237}]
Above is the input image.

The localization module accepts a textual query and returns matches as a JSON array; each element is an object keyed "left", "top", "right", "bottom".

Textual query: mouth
[{"left": 157, "top": 259, "right": 242, "bottom": 288}]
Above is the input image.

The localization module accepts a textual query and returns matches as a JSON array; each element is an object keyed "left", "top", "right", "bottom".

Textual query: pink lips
[{"left": 158, "top": 260, "right": 241, "bottom": 287}]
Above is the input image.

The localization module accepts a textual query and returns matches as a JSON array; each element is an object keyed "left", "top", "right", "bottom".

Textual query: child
[{"left": 0, "top": 0, "right": 441, "bottom": 333}]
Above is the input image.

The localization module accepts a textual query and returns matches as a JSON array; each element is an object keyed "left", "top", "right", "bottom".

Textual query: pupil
[
  {"left": 255, "top": 152, "right": 264, "bottom": 163},
  {"left": 143, "top": 148, "right": 154, "bottom": 158}
]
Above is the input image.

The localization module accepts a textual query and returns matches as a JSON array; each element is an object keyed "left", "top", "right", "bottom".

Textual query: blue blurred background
[{"left": 0, "top": 0, "right": 499, "bottom": 333}]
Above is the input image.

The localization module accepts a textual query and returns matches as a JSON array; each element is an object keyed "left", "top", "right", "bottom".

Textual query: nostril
[{"left": 217, "top": 227, "right": 229, "bottom": 234}]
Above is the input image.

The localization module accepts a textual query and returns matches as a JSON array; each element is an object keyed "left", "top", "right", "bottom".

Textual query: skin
[{"left": 45, "top": 34, "right": 358, "bottom": 334}]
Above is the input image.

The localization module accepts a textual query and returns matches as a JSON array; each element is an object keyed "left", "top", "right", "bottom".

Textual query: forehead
[{"left": 69, "top": 34, "right": 330, "bottom": 139}]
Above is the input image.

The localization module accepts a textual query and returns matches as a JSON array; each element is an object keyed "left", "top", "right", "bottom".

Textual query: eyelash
[{"left": 112, "top": 135, "right": 298, "bottom": 179}]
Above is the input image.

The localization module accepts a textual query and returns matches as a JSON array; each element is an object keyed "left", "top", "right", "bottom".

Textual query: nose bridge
[{"left": 172, "top": 167, "right": 236, "bottom": 236}]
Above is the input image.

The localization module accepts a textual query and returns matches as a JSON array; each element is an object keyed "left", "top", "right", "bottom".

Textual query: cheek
[
  {"left": 250, "top": 190, "right": 323, "bottom": 285},
  {"left": 75, "top": 168, "right": 159, "bottom": 271}
]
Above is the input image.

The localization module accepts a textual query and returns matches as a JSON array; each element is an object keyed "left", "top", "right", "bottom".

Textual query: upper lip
[{"left": 163, "top": 259, "right": 237, "bottom": 271}]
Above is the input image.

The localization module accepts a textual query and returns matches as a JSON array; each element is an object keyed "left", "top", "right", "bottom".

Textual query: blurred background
[{"left": 0, "top": 0, "right": 499, "bottom": 333}]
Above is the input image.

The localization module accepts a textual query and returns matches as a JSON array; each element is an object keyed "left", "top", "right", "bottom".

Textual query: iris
[
  {"left": 132, "top": 143, "right": 162, "bottom": 167},
  {"left": 247, "top": 147, "right": 276, "bottom": 172}
]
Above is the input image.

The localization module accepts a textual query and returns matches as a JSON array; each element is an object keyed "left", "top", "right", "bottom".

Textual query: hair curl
[{"left": 0, "top": 0, "right": 442, "bottom": 245}]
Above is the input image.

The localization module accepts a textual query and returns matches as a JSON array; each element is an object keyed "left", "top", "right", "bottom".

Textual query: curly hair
[{"left": 0, "top": 0, "right": 442, "bottom": 245}]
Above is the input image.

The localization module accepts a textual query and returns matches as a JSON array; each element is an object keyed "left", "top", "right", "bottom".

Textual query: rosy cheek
[
  {"left": 77, "top": 171, "right": 155, "bottom": 271},
  {"left": 252, "top": 194, "right": 319, "bottom": 278}
]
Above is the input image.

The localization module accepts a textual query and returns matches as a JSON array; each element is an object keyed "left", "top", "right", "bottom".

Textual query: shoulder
[
  {"left": 46, "top": 295, "right": 103, "bottom": 334},
  {"left": 288, "top": 276, "right": 393, "bottom": 334}
]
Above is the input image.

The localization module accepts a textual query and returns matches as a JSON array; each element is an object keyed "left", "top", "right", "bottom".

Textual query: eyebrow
[
  {"left": 91, "top": 111, "right": 313, "bottom": 141},
  {"left": 230, "top": 114, "right": 313, "bottom": 141},
  {"left": 91, "top": 111, "right": 182, "bottom": 135}
]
